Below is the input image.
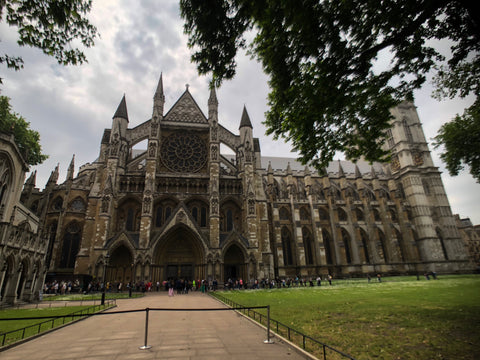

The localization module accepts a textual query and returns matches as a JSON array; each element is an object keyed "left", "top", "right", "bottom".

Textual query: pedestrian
[
  {"left": 367, "top": 274, "right": 371, "bottom": 283},
  {"left": 327, "top": 274, "right": 332, "bottom": 285},
  {"left": 377, "top": 273, "right": 382, "bottom": 282}
]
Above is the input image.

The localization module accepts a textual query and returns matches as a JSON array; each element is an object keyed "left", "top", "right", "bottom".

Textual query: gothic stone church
[{"left": 22, "top": 75, "right": 473, "bottom": 287}]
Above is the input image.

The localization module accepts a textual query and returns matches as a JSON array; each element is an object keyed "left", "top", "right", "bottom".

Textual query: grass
[
  {"left": 213, "top": 275, "right": 480, "bottom": 360},
  {"left": 0, "top": 304, "right": 113, "bottom": 347}
]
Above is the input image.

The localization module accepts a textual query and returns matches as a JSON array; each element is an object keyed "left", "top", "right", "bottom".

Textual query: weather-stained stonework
[{"left": 18, "top": 76, "right": 474, "bottom": 290}]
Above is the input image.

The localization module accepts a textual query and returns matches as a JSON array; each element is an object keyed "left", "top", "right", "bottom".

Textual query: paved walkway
[{"left": 1, "top": 292, "right": 314, "bottom": 359}]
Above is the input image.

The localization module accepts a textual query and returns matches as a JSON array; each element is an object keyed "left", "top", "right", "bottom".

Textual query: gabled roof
[{"left": 163, "top": 89, "right": 207, "bottom": 124}]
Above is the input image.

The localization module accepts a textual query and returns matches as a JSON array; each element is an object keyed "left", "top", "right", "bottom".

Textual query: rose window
[{"left": 160, "top": 133, "right": 207, "bottom": 173}]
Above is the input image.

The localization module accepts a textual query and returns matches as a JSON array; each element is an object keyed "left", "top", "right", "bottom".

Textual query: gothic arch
[
  {"left": 0, "top": 255, "right": 15, "bottom": 302},
  {"left": 322, "top": 229, "right": 335, "bottom": 265},
  {"left": 377, "top": 229, "right": 389, "bottom": 263},
  {"left": 116, "top": 197, "right": 142, "bottom": 232},
  {"left": 223, "top": 243, "right": 247, "bottom": 281},
  {"left": 281, "top": 226, "right": 295, "bottom": 266},
  {"left": 0, "top": 152, "right": 13, "bottom": 213},
  {"left": 59, "top": 221, "right": 82, "bottom": 269},
  {"left": 220, "top": 198, "right": 242, "bottom": 232},
  {"left": 153, "top": 196, "right": 179, "bottom": 228},
  {"left": 359, "top": 228, "right": 371, "bottom": 263},
  {"left": 341, "top": 228, "right": 353, "bottom": 264},
  {"left": 152, "top": 223, "right": 207, "bottom": 281},
  {"left": 185, "top": 197, "right": 209, "bottom": 228},
  {"left": 436, "top": 227, "right": 449, "bottom": 260},
  {"left": 302, "top": 226, "right": 315, "bottom": 265}
]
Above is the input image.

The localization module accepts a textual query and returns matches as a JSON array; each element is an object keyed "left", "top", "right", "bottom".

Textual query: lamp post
[{"left": 101, "top": 253, "right": 110, "bottom": 305}]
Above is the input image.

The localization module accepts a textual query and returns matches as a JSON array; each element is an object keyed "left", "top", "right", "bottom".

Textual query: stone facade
[
  {"left": 20, "top": 77, "right": 475, "bottom": 288},
  {"left": 455, "top": 215, "right": 480, "bottom": 269},
  {"left": 0, "top": 133, "right": 48, "bottom": 305}
]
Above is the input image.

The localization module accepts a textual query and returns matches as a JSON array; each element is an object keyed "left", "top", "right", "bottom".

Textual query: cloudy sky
[{"left": 1, "top": 1, "right": 478, "bottom": 223}]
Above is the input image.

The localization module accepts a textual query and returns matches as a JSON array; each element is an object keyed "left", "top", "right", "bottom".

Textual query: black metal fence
[
  {"left": 0, "top": 299, "right": 116, "bottom": 347},
  {"left": 212, "top": 292, "right": 357, "bottom": 360}
]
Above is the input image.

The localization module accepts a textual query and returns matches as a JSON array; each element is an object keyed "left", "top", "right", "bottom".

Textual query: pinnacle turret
[
  {"left": 66, "top": 154, "right": 75, "bottom": 181},
  {"left": 239, "top": 105, "right": 252, "bottom": 129},
  {"left": 113, "top": 94, "right": 129, "bottom": 121},
  {"left": 153, "top": 73, "right": 165, "bottom": 117}
]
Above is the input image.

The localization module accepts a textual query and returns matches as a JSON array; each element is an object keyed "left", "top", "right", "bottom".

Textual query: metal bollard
[
  {"left": 264, "top": 305, "right": 274, "bottom": 344},
  {"left": 139, "top": 308, "right": 152, "bottom": 350}
]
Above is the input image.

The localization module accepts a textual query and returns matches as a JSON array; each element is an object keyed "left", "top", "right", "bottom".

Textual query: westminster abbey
[{"left": 12, "top": 75, "right": 474, "bottom": 291}]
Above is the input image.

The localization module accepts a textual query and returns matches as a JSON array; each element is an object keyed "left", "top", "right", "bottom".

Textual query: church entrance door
[
  {"left": 223, "top": 244, "right": 246, "bottom": 282},
  {"left": 107, "top": 245, "right": 134, "bottom": 287},
  {"left": 154, "top": 225, "right": 204, "bottom": 282}
]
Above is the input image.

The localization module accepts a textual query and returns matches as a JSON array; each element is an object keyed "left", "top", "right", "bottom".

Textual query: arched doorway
[
  {"left": 153, "top": 225, "right": 205, "bottom": 282},
  {"left": 223, "top": 244, "right": 246, "bottom": 281},
  {"left": 107, "top": 245, "right": 134, "bottom": 286}
]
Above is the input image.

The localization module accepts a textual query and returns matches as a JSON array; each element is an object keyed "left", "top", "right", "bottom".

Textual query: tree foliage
[
  {"left": 433, "top": 101, "right": 480, "bottom": 182},
  {"left": 180, "top": 0, "right": 479, "bottom": 171},
  {"left": 0, "top": 0, "right": 97, "bottom": 81},
  {"left": 0, "top": 96, "right": 48, "bottom": 166}
]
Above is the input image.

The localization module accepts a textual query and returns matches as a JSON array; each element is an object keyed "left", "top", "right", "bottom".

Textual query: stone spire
[
  {"left": 304, "top": 165, "right": 311, "bottom": 176},
  {"left": 208, "top": 85, "right": 218, "bottom": 106},
  {"left": 47, "top": 164, "right": 59, "bottom": 185},
  {"left": 267, "top": 161, "right": 273, "bottom": 174},
  {"left": 338, "top": 160, "right": 345, "bottom": 177},
  {"left": 286, "top": 162, "right": 292, "bottom": 175},
  {"left": 370, "top": 166, "right": 377, "bottom": 179},
  {"left": 153, "top": 73, "right": 165, "bottom": 117},
  {"left": 354, "top": 164, "right": 362, "bottom": 179},
  {"left": 113, "top": 94, "right": 129, "bottom": 121},
  {"left": 25, "top": 170, "right": 36, "bottom": 187},
  {"left": 239, "top": 105, "right": 253, "bottom": 129},
  {"left": 66, "top": 154, "right": 75, "bottom": 181}
]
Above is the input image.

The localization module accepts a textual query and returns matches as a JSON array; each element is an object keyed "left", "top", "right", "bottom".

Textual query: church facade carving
[{"left": 18, "top": 77, "right": 474, "bottom": 289}]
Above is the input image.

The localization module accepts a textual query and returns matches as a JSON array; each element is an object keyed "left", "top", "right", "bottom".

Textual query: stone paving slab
[{"left": 1, "top": 292, "right": 315, "bottom": 359}]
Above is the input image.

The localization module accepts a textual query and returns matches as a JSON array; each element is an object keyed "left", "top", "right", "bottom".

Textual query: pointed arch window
[
  {"left": 323, "top": 229, "right": 334, "bottom": 265},
  {"left": 200, "top": 207, "right": 207, "bottom": 227},
  {"left": 356, "top": 208, "right": 364, "bottom": 221},
  {"left": 302, "top": 227, "right": 314, "bottom": 265},
  {"left": 360, "top": 229, "right": 370, "bottom": 263},
  {"left": 341, "top": 228, "right": 352, "bottom": 264},
  {"left": 338, "top": 208, "right": 348, "bottom": 221},
  {"left": 319, "top": 207, "right": 329, "bottom": 221},
  {"left": 281, "top": 227, "right": 294, "bottom": 266},
  {"left": 436, "top": 228, "right": 449, "bottom": 260},
  {"left": 0, "top": 156, "right": 11, "bottom": 210},
  {"left": 378, "top": 229, "right": 388, "bottom": 263},
  {"left": 60, "top": 222, "right": 82, "bottom": 268},
  {"left": 226, "top": 209, "right": 233, "bottom": 231},
  {"left": 279, "top": 206, "right": 291, "bottom": 221},
  {"left": 155, "top": 207, "right": 163, "bottom": 227},
  {"left": 300, "top": 207, "right": 310, "bottom": 221},
  {"left": 403, "top": 118, "right": 413, "bottom": 143},
  {"left": 192, "top": 207, "right": 198, "bottom": 222}
]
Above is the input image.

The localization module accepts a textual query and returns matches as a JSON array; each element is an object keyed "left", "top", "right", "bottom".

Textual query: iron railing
[{"left": 0, "top": 299, "right": 116, "bottom": 347}]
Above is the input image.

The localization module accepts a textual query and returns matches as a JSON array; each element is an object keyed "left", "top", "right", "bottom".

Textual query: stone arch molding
[
  {"left": 149, "top": 202, "right": 209, "bottom": 251},
  {"left": 107, "top": 232, "right": 136, "bottom": 257},
  {"left": 221, "top": 231, "right": 249, "bottom": 259}
]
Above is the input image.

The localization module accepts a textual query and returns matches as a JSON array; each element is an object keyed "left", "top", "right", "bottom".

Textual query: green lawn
[
  {"left": 213, "top": 275, "right": 480, "bottom": 360},
  {"left": 0, "top": 304, "right": 112, "bottom": 347}
]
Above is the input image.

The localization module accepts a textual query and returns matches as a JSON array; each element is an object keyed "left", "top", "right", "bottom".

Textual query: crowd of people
[
  {"left": 43, "top": 279, "right": 80, "bottom": 294},
  {"left": 44, "top": 271, "right": 435, "bottom": 296}
]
